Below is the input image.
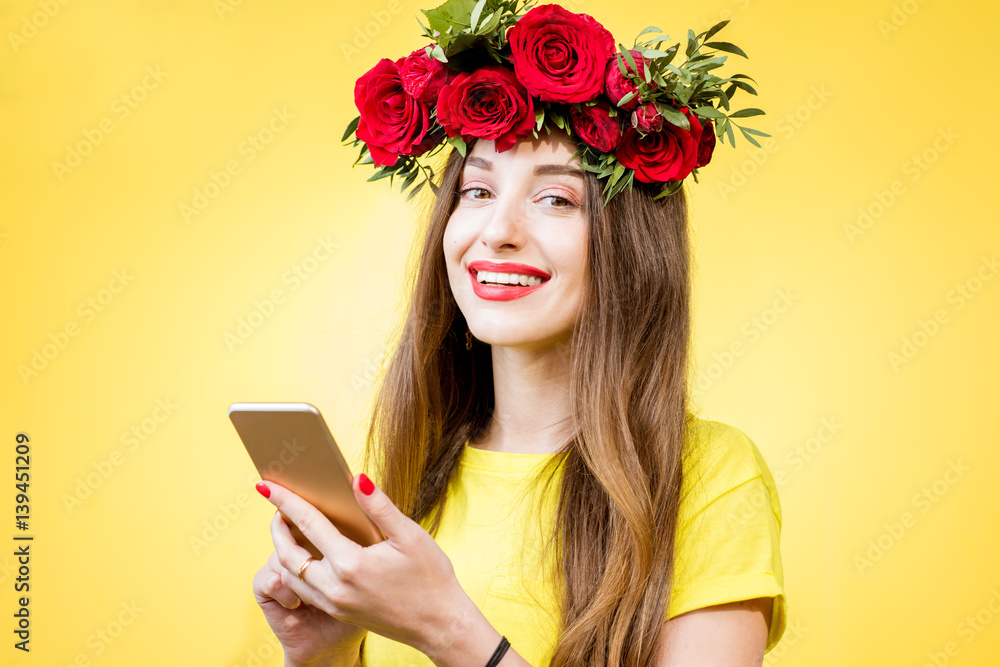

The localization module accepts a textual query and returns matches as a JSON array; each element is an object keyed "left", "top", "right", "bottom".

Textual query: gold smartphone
[{"left": 229, "top": 402, "right": 384, "bottom": 558}]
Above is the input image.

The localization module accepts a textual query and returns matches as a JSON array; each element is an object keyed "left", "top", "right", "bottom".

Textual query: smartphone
[{"left": 228, "top": 402, "right": 384, "bottom": 558}]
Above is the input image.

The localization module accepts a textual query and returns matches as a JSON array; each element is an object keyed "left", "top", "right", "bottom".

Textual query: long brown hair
[{"left": 360, "top": 138, "right": 693, "bottom": 665}]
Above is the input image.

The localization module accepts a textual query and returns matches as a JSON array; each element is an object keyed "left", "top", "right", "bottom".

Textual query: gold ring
[{"left": 296, "top": 556, "right": 316, "bottom": 581}]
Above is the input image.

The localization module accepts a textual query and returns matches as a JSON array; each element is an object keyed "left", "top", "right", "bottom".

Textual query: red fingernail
[
  {"left": 358, "top": 473, "right": 375, "bottom": 496},
  {"left": 255, "top": 481, "right": 271, "bottom": 499}
]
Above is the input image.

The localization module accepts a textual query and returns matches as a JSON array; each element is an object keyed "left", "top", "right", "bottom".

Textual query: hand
[
  {"left": 253, "top": 547, "right": 366, "bottom": 667},
  {"left": 256, "top": 473, "right": 484, "bottom": 659}
]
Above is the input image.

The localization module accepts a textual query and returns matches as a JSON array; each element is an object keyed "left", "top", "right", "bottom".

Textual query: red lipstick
[{"left": 468, "top": 260, "right": 550, "bottom": 301}]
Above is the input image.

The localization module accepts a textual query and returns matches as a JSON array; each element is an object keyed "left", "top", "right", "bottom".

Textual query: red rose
[
  {"left": 354, "top": 58, "right": 432, "bottom": 166},
  {"left": 398, "top": 46, "right": 453, "bottom": 105},
  {"left": 696, "top": 120, "right": 716, "bottom": 168},
  {"left": 615, "top": 107, "right": 704, "bottom": 183},
  {"left": 605, "top": 49, "right": 652, "bottom": 111},
  {"left": 508, "top": 4, "right": 615, "bottom": 103},
  {"left": 436, "top": 66, "right": 535, "bottom": 152},
  {"left": 631, "top": 102, "right": 663, "bottom": 133},
  {"left": 568, "top": 101, "right": 622, "bottom": 153}
]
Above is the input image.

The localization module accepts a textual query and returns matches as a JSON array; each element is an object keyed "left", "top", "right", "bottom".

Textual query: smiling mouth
[{"left": 473, "top": 269, "right": 548, "bottom": 287}]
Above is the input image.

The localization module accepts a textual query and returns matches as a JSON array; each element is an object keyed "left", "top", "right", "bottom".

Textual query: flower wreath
[{"left": 342, "top": 0, "right": 768, "bottom": 204}]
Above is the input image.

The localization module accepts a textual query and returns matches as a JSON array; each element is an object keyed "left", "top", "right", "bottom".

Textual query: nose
[{"left": 478, "top": 193, "right": 527, "bottom": 252}]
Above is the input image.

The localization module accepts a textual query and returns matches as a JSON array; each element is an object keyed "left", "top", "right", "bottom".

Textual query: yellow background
[{"left": 2, "top": 0, "right": 997, "bottom": 665}]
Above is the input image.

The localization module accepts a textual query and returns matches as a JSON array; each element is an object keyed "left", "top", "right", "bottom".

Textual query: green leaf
[
  {"left": 729, "top": 107, "right": 765, "bottom": 119},
  {"left": 615, "top": 90, "right": 637, "bottom": 107},
  {"left": 727, "top": 79, "right": 758, "bottom": 96},
  {"left": 619, "top": 43, "right": 638, "bottom": 73},
  {"left": 641, "top": 49, "right": 671, "bottom": 59},
  {"left": 423, "top": 0, "right": 477, "bottom": 30},
  {"left": 661, "top": 43, "right": 679, "bottom": 66},
  {"left": 685, "top": 28, "right": 697, "bottom": 57},
  {"left": 701, "top": 19, "right": 729, "bottom": 42},
  {"left": 535, "top": 107, "right": 545, "bottom": 131},
  {"left": 737, "top": 125, "right": 762, "bottom": 148},
  {"left": 612, "top": 160, "right": 625, "bottom": 182},
  {"left": 478, "top": 10, "right": 501, "bottom": 34},
  {"left": 368, "top": 167, "right": 397, "bottom": 182},
  {"left": 469, "top": 0, "right": 486, "bottom": 30},
  {"left": 400, "top": 167, "right": 420, "bottom": 191},
  {"left": 637, "top": 25, "right": 664, "bottom": 38},
  {"left": 725, "top": 120, "right": 735, "bottom": 146},
  {"left": 405, "top": 179, "right": 427, "bottom": 202},
  {"left": 693, "top": 105, "right": 725, "bottom": 119},
  {"left": 341, "top": 115, "right": 360, "bottom": 142},
  {"left": 430, "top": 44, "right": 448, "bottom": 63},
  {"left": 740, "top": 126, "right": 771, "bottom": 137},
  {"left": 449, "top": 134, "right": 467, "bottom": 157},
  {"left": 704, "top": 41, "right": 748, "bottom": 59},
  {"left": 658, "top": 104, "right": 689, "bottom": 130}
]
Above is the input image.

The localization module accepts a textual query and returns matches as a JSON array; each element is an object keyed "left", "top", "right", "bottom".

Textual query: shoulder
[
  {"left": 679, "top": 415, "right": 782, "bottom": 528},
  {"left": 670, "top": 415, "right": 787, "bottom": 653}
]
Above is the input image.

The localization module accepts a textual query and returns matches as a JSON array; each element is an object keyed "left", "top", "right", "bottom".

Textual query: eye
[
  {"left": 458, "top": 186, "right": 493, "bottom": 200},
  {"left": 540, "top": 194, "right": 576, "bottom": 208}
]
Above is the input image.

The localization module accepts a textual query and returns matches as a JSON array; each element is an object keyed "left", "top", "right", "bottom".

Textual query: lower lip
[{"left": 469, "top": 269, "right": 548, "bottom": 301}]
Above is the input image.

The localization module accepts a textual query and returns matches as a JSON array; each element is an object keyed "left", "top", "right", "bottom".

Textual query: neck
[{"left": 470, "top": 341, "right": 575, "bottom": 454}]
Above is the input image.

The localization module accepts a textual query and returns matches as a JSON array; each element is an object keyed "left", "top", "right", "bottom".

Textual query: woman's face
[{"left": 443, "top": 131, "right": 589, "bottom": 351}]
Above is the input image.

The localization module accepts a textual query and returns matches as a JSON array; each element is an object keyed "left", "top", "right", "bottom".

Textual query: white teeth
[{"left": 476, "top": 270, "right": 544, "bottom": 286}]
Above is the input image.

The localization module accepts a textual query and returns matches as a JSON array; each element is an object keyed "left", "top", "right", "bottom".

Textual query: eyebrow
[{"left": 465, "top": 156, "right": 584, "bottom": 179}]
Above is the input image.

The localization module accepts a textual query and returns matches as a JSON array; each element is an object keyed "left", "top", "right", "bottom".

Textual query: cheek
[{"left": 442, "top": 217, "right": 471, "bottom": 279}]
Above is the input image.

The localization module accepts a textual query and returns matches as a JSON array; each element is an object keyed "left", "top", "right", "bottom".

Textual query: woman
[
  {"left": 252, "top": 129, "right": 785, "bottom": 666},
  {"left": 253, "top": 3, "right": 785, "bottom": 665}
]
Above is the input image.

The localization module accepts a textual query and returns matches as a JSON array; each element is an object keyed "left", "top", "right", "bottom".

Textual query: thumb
[{"left": 354, "top": 472, "right": 412, "bottom": 543}]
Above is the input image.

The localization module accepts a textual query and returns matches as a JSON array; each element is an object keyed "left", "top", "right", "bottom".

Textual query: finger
[
  {"left": 253, "top": 552, "right": 303, "bottom": 610},
  {"left": 258, "top": 480, "right": 359, "bottom": 561},
  {"left": 269, "top": 511, "right": 329, "bottom": 591},
  {"left": 352, "top": 473, "right": 406, "bottom": 545}
]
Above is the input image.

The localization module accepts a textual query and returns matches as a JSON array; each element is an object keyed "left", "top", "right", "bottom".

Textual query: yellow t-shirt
[{"left": 359, "top": 418, "right": 787, "bottom": 665}]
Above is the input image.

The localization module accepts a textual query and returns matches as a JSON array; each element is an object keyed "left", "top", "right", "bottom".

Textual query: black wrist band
[{"left": 483, "top": 635, "right": 510, "bottom": 667}]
